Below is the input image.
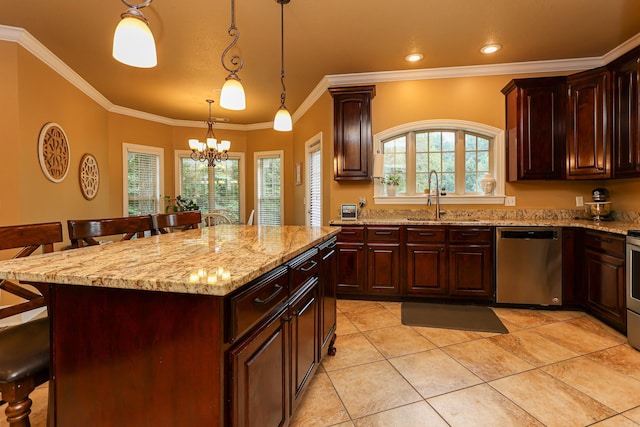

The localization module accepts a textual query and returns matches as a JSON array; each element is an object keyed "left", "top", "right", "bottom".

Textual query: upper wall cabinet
[
  {"left": 610, "top": 48, "right": 640, "bottom": 178},
  {"left": 329, "top": 85, "right": 376, "bottom": 181},
  {"left": 502, "top": 77, "right": 567, "bottom": 181},
  {"left": 566, "top": 67, "right": 612, "bottom": 179}
]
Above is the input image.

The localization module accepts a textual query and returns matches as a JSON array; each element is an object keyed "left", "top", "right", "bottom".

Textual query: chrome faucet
[{"left": 427, "top": 169, "right": 441, "bottom": 220}]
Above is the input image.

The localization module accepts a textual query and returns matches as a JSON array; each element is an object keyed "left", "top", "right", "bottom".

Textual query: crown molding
[{"left": 3, "top": 24, "right": 640, "bottom": 130}]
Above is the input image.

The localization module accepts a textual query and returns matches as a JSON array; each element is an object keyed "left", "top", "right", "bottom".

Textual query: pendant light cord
[{"left": 279, "top": 1, "right": 286, "bottom": 106}]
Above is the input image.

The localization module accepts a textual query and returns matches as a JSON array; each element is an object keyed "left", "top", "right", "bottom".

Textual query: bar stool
[
  {"left": 67, "top": 215, "right": 155, "bottom": 248},
  {"left": 0, "top": 222, "right": 63, "bottom": 427},
  {"left": 152, "top": 211, "right": 201, "bottom": 234}
]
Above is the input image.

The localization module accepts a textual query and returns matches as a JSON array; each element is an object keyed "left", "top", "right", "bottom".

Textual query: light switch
[
  {"left": 576, "top": 196, "right": 584, "bottom": 207},
  {"left": 504, "top": 196, "right": 516, "bottom": 206}
]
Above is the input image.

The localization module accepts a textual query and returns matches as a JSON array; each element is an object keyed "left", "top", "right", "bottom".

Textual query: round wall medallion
[
  {"left": 38, "top": 123, "right": 70, "bottom": 183},
  {"left": 79, "top": 153, "right": 100, "bottom": 200}
]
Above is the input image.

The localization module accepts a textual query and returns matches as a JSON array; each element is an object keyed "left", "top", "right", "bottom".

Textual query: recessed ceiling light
[
  {"left": 405, "top": 53, "right": 423, "bottom": 62},
  {"left": 480, "top": 44, "right": 501, "bottom": 54}
]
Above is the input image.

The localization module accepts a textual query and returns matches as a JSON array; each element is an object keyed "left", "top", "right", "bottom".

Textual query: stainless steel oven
[{"left": 626, "top": 231, "right": 640, "bottom": 350}]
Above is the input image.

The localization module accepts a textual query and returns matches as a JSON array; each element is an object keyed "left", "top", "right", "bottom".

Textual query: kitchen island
[{"left": 0, "top": 225, "right": 340, "bottom": 427}]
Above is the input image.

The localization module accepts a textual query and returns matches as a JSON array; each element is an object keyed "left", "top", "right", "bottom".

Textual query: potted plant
[
  {"left": 383, "top": 175, "right": 401, "bottom": 196},
  {"left": 164, "top": 195, "right": 200, "bottom": 213}
]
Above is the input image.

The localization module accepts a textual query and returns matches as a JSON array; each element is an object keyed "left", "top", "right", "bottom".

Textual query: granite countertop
[
  {"left": 0, "top": 225, "right": 339, "bottom": 296},
  {"left": 330, "top": 216, "right": 637, "bottom": 236}
]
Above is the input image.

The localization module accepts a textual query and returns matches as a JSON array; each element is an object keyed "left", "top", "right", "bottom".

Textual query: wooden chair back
[
  {"left": 0, "top": 222, "right": 63, "bottom": 319},
  {"left": 152, "top": 211, "right": 201, "bottom": 234},
  {"left": 201, "top": 212, "right": 232, "bottom": 227},
  {"left": 67, "top": 215, "right": 155, "bottom": 248}
]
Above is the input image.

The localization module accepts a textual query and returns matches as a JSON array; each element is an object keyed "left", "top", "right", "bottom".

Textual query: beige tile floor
[
  {"left": 291, "top": 300, "right": 640, "bottom": 427},
  {"left": 3, "top": 300, "right": 640, "bottom": 427}
]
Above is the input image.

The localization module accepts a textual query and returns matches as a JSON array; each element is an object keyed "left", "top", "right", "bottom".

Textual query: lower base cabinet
[
  {"left": 583, "top": 230, "right": 626, "bottom": 332},
  {"left": 227, "top": 243, "right": 335, "bottom": 427},
  {"left": 228, "top": 306, "right": 289, "bottom": 427}
]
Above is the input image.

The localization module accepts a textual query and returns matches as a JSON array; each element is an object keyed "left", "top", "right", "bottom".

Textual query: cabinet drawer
[
  {"left": 584, "top": 230, "right": 625, "bottom": 257},
  {"left": 366, "top": 226, "right": 401, "bottom": 242},
  {"left": 226, "top": 266, "right": 288, "bottom": 343},
  {"left": 406, "top": 227, "right": 446, "bottom": 243},
  {"left": 450, "top": 227, "right": 493, "bottom": 243},
  {"left": 289, "top": 248, "right": 320, "bottom": 295},
  {"left": 337, "top": 227, "right": 365, "bottom": 242}
]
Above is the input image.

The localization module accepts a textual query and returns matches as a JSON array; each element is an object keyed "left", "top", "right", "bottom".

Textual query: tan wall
[
  {"left": 290, "top": 76, "right": 640, "bottom": 223},
  {"left": 2, "top": 40, "right": 640, "bottom": 236},
  {"left": 1, "top": 44, "right": 110, "bottom": 243},
  {"left": 0, "top": 42, "right": 20, "bottom": 227}
]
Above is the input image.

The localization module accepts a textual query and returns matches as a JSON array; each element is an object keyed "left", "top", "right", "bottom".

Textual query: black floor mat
[{"left": 401, "top": 302, "right": 509, "bottom": 334}]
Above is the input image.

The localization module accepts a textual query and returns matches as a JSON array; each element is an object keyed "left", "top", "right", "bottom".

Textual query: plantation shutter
[
  {"left": 127, "top": 150, "right": 161, "bottom": 216},
  {"left": 308, "top": 146, "right": 321, "bottom": 226},
  {"left": 256, "top": 154, "right": 282, "bottom": 225}
]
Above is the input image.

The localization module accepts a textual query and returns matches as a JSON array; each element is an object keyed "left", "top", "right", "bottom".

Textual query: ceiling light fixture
[
  {"left": 273, "top": 0, "right": 292, "bottom": 132},
  {"left": 480, "top": 44, "right": 501, "bottom": 54},
  {"left": 188, "top": 99, "right": 231, "bottom": 167},
  {"left": 405, "top": 53, "right": 423, "bottom": 62},
  {"left": 219, "top": 0, "right": 246, "bottom": 110},
  {"left": 112, "top": 0, "right": 157, "bottom": 68}
]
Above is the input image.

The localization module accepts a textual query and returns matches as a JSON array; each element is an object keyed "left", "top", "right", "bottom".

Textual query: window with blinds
[
  {"left": 307, "top": 143, "right": 322, "bottom": 226},
  {"left": 178, "top": 155, "right": 242, "bottom": 222},
  {"left": 123, "top": 143, "right": 164, "bottom": 216},
  {"left": 255, "top": 151, "right": 283, "bottom": 225}
]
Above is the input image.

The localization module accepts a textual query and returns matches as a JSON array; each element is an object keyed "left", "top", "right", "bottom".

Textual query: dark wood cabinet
[
  {"left": 228, "top": 305, "right": 289, "bottom": 427},
  {"left": 567, "top": 67, "right": 612, "bottom": 179},
  {"left": 406, "top": 227, "right": 447, "bottom": 296},
  {"left": 610, "top": 50, "right": 640, "bottom": 178},
  {"left": 329, "top": 85, "right": 376, "bottom": 181},
  {"left": 227, "top": 243, "right": 335, "bottom": 427},
  {"left": 336, "top": 226, "right": 366, "bottom": 294},
  {"left": 366, "top": 226, "right": 402, "bottom": 296},
  {"left": 289, "top": 278, "right": 319, "bottom": 415},
  {"left": 502, "top": 77, "right": 566, "bottom": 181},
  {"left": 318, "top": 237, "right": 337, "bottom": 357},
  {"left": 582, "top": 230, "right": 626, "bottom": 332},
  {"left": 448, "top": 227, "right": 494, "bottom": 300}
]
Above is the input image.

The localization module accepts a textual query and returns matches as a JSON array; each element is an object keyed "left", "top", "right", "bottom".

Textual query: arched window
[{"left": 373, "top": 120, "right": 505, "bottom": 205}]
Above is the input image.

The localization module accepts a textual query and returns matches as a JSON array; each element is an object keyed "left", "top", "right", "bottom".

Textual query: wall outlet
[
  {"left": 504, "top": 196, "right": 516, "bottom": 206},
  {"left": 359, "top": 197, "right": 366, "bottom": 208},
  {"left": 576, "top": 196, "right": 584, "bottom": 207}
]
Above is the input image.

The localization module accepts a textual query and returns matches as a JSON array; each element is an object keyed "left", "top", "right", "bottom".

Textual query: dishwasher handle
[{"left": 500, "top": 230, "right": 558, "bottom": 240}]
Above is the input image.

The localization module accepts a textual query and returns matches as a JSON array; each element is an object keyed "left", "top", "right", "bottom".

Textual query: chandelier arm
[{"left": 121, "top": 0, "right": 153, "bottom": 9}]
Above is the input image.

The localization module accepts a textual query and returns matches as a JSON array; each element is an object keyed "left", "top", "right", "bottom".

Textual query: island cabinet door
[
  {"left": 227, "top": 305, "right": 290, "bottom": 427},
  {"left": 318, "top": 237, "right": 337, "bottom": 357},
  {"left": 289, "top": 278, "right": 320, "bottom": 415}
]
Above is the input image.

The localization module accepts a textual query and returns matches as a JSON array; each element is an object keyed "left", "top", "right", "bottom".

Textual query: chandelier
[
  {"left": 188, "top": 100, "right": 231, "bottom": 167},
  {"left": 112, "top": 0, "right": 157, "bottom": 68}
]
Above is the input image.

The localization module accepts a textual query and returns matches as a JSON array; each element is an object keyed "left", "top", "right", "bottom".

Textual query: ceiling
[{"left": 2, "top": 0, "right": 640, "bottom": 126}]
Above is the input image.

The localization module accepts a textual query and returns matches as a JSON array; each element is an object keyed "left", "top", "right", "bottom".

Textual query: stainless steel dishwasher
[{"left": 496, "top": 227, "right": 562, "bottom": 306}]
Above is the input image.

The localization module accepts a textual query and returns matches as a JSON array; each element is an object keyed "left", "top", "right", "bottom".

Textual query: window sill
[{"left": 373, "top": 194, "right": 506, "bottom": 205}]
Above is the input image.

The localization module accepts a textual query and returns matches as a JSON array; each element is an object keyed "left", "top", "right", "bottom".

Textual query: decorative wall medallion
[
  {"left": 79, "top": 153, "right": 100, "bottom": 200},
  {"left": 38, "top": 123, "right": 70, "bottom": 183}
]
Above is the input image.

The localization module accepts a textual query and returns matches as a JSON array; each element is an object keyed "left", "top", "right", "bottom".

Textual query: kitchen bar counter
[
  {"left": 0, "top": 225, "right": 340, "bottom": 426},
  {"left": 0, "top": 224, "right": 339, "bottom": 296}
]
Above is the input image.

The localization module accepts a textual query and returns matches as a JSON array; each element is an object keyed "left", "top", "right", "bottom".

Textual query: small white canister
[{"left": 480, "top": 173, "right": 496, "bottom": 195}]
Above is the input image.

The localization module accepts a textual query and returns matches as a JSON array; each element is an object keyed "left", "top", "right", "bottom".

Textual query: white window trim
[
  {"left": 254, "top": 150, "right": 285, "bottom": 225},
  {"left": 304, "top": 132, "right": 323, "bottom": 226},
  {"left": 122, "top": 143, "right": 165, "bottom": 216},
  {"left": 373, "top": 119, "right": 505, "bottom": 205},
  {"left": 174, "top": 150, "right": 246, "bottom": 220}
]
